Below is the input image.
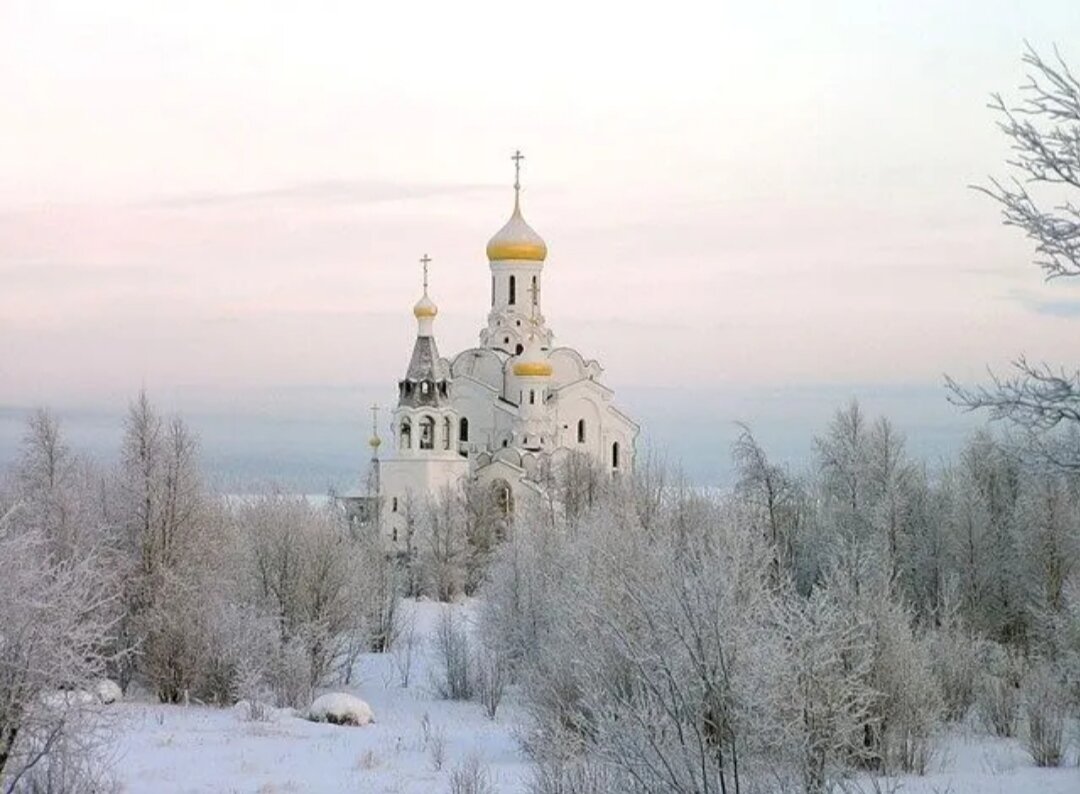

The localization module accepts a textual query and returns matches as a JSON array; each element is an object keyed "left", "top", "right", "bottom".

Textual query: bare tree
[{"left": 948, "top": 45, "right": 1080, "bottom": 469}]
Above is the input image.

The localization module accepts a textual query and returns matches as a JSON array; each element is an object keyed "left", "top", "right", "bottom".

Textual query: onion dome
[
  {"left": 487, "top": 150, "right": 547, "bottom": 262},
  {"left": 368, "top": 434, "right": 382, "bottom": 451},
  {"left": 413, "top": 293, "right": 438, "bottom": 319},
  {"left": 486, "top": 195, "right": 548, "bottom": 262},
  {"left": 513, "top": 338, "right": 553, "bottom": 378}
]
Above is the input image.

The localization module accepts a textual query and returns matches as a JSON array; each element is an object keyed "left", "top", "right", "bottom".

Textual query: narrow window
[
  {"left": 577, "top": 419, "right": 586, "bottom": 443},
  {"left": 529, "top": 390, "right": 535, "bottom": 405},
  {"left": 515, "top": 343, "right": 524, "bottom": 355},
  {"left": 459, "top": 416, "right": 469, "bottom": 442},
  {"left": 509, "top": 275, "right": 516, "bottom": 305},
  {"left": 443, "top": 417, "right": 452, "bottom": 450},
  {"left": 419, "top": 416, "right": 435, "bottom": 450},
  {"left": 400, "top": 419, "right": 412, "bottom": 449},
  {"left": 421, "top": 381, "right": 429, "bottom": 395},
  {"left": 392, "top": 496, "right": 399, "bottom": 512},
  {"left": 612, "top": 441, "right": 620, "bottom": 470},
  {"left": 491, "top": 276, "right": 495, "bottom": 307},
  {"left": 392, "top": 527, "right": 398, "bottom": 542}
]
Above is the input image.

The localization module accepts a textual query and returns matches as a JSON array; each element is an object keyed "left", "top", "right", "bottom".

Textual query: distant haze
[{"left": 2, "top": 1, "right": 1078, "bottom": 488}]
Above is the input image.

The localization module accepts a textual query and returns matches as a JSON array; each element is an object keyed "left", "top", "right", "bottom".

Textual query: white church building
[{"left": 347, "top": 153, "right": 638, "bottom": 543}]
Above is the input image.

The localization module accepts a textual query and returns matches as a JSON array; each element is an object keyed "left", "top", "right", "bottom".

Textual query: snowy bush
[
  {"left": 929, "top": 594, "right": 984, "bottom": 722},
  {"left": 475, "top": 649, "right": 508, "bottom": 719},
  {"left": 977, "top": 645, "right": 1023, "bottom": 738},
  {"left": 307, "top": 693, "right": 374, "bottom": 727},
  {"left": 93, "top": 680, "right": 123, "bottom": 706},
  {"left": 431, "top": 607, "right": 474, "bottom": 701},
  {"left": 1022, "top": 662, "right": 1068, "bottom": 767},
  {"left": 448, "top": 754, "right": 495, "bottom": 794}
]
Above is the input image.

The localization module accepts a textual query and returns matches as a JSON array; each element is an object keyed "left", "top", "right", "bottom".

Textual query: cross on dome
[
  {"left": 413, "top": 254, "right": 438, "bottom": 321},
  {"left": 420, "top": 254, "right": 431, "bottom": 292},
  {"left": 512, "top": 149, "right": 524, "bottom": 194},
  {"left": 369, "top": 402, "right": 382, "bottom": 450},
  {"left": 486, "top": 149, "right": 548, "bottom": 262}
]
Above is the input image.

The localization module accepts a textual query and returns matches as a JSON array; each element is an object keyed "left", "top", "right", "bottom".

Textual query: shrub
[
  {"left": 1022, "top": 662, "right": 1067, "bottom": 767},
  {"left": 431, "top": 607, "right": 474, "bottom": 701}
]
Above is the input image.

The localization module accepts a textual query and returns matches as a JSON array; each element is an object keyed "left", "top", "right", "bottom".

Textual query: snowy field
[
  {"left": 108, "top": 600, "right": 529, "bottom": 793},
  {"left": 100, "top": 600, "right": 1077, "bottom": 793}
]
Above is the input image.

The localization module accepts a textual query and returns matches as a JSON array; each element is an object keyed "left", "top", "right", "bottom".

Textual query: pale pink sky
[{"left": 2, "top": 1, "right": 1079, "bottom": 444}]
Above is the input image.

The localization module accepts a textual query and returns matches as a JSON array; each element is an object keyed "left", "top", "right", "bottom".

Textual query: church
[{"left": 348, "top": 153, "right": 638, "bottom": 544}]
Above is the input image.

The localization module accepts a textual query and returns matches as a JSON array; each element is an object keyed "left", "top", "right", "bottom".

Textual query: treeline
[{"left": 1, "top": 395, "right": 1078, "bottom": 792}]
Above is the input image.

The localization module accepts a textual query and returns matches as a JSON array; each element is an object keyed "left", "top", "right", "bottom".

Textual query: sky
[{"left": 2, "top": 1, "right": 1079, "bottom": 489}]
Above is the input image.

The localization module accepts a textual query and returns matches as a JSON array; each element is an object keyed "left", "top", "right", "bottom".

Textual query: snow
[
  {"left": 95, "top": 678, "right": 123, "bottom": 705},
  {"left": 308, "top": 693, "right": 375, "bottom": 727},
  {"left": 101, "top": 600, "right": 1078, "bottom": 793},
  {"left": 107, "top": 600, "right": 531, "bottom": 793}
]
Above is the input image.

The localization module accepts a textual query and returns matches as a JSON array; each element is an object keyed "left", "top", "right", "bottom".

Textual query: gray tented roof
[{"left": 398, "top": 336, "right": 450, "bottom": 407}]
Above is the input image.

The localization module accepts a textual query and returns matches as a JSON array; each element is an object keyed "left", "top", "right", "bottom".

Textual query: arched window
[
  {"left": 492, "top": 479, "right": 514, "bottom": 517},
  {"left": 392, "top": 527, "right": 398, "bottom": 542},
  {"left": 509, "top": 275, "right": 516, "bottom": 305},
  {"left": 392, "top": 496, "right": 399, "bottom": 512},
  {"left": 529, "top": 390, "right": 535, "bottom": 405},
  {"left": 443, "top": 417, "right": 452, "bottom": 450},
  {"left": 491, "top": 276, "right": 495, "bottom": 307},
  {"left": 612, "top": 441, "right": 620, "bottom": 470},
  {"left": 515, "top": 343, "right": 524, "bottom": 355},
  {"left": 459, "top": 416, "right": 469, "bottom": 442},
  {"left": 419, "top": 416, "right": 435, "bottom": 450},
  {"left": 399, "top": 418, "right": 412, "bottom": 450},
  {"left": 577, "top": 419, "right": 586, "bottom": 443}
]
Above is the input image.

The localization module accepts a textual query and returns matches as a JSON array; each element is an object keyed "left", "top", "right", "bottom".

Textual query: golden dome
[
  {"left": 369, "top": 435, "right": 382, "bottom": 449},
  {"left": 513, "top": 337, "right": 553, "bottom": 377},
  {"left": 513, "top": 359, "right": 553, "bottom": 377},
  {"left": 413, "top": 294, "right": 438, "bottom": 318},
  {"left": 486, "top": 195, "right": 547, "bottom": 262}
]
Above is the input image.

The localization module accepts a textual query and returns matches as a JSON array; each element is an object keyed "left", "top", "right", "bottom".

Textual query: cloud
[{"left": 134, "top": 179, "right": 501, "bottom": 210}]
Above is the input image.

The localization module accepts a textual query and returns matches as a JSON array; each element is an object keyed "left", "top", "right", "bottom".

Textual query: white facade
[{"left": 366, "top": 163, "right": 638, "bottom": 544}]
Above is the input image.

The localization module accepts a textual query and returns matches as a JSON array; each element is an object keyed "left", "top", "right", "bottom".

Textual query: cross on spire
[
  {"left": 370, "top": 402, "right": 379, "bottom": 434},
  {"left": 420, "top": 254, "right": 431, "bottom": 292},
  {"left": 511, "top": 149, "right": 524, "bottom": 194}
]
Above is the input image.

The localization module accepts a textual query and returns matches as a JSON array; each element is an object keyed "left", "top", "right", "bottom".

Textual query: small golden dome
[
  {"left": 413, "top": 294, "right": 438, "bottom": 318},
  {"left": 513, "top": 359, "right": 553, "bottom": 377},
  {"left": 486, "top": 196, "right": 547, "bottom": 263},
  {"left": 369, "top": 435, "right": 382, "bottom": 449}
]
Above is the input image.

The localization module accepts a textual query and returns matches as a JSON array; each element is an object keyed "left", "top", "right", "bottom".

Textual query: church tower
[
  {"left": 379, "top": 256, "right": 469, "bottom": 545},
  {"left": 480, "top": 150, "right": 553, "bottom": 355},
  {"left": 391, "top": 255, "right": 458, "bottom": 457}
]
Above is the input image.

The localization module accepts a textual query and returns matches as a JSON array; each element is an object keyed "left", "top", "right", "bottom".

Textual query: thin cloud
[{"left": 134, "top": 179, "right": 501, "bottom": 210}]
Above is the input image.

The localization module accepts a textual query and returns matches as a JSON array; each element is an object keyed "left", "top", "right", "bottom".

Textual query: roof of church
[{"left": 398, "top": 336, "right": 450, "bottom": 407}]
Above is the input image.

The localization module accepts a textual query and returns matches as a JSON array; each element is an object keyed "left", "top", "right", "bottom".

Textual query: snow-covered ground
[
  {"left": 109, "top": 600, "right": 529, "bottom": 793},
  {"left": 102, "top": 600, "right": 1078, "bottom": 793}
]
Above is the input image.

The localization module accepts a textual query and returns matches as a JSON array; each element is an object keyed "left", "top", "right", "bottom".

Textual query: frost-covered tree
[
  {"left": 0, "top": 496, "right": 120, "bottom": 791},
  {"left": 948, "top": 45, "right": 1080, "bottom": 470},
  {"left": 733, "top": 423, "right": 805, "bottom": 588}
]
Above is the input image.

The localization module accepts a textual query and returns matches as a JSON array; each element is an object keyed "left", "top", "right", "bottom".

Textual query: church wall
[{"left": 379, "top": 456, "right": 469, "bottom": 545}]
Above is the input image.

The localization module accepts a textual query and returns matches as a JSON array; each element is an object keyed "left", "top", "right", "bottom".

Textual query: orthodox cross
[
  {"left": 512, "top": 149, "right": 524, "bottom": 193},
  {"left": 420, "top": 254, "right": 431, "bottom": 291},
  {"left": 370, "top": 403, "right": 380, "bottom": 436}
]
